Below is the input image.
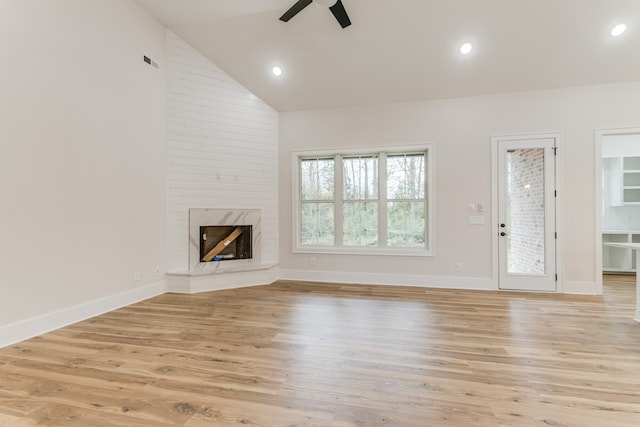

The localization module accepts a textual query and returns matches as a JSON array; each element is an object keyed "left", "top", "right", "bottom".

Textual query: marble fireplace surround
[{"left": 189, "top": 208, "right": 262, "bottom": 273}]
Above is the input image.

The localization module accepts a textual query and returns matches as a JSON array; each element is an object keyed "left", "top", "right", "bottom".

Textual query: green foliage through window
[{"left": 298, "top": 149, "right": 429, "bottom": 251}]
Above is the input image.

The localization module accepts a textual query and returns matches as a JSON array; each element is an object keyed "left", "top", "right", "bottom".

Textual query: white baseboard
[
  {"left": 278, "top": 269, "right": 497, "bottom": 291},
  {"left": 280, "top": 270, "right": 605, "bottom": 295},
  {"left": 0, "top": 281, "right": 166, "bottom": 349}
]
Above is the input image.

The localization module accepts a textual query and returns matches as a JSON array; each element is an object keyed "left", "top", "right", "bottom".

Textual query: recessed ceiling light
[
  {"left": 460, "top": 42, "right": 473, "bottom": 55},
  {"left": 611, "top": 23, "right": 627, "bottom": 37},
  {"left": 272, "top": 66, "right": 283, "bottom": 77}
]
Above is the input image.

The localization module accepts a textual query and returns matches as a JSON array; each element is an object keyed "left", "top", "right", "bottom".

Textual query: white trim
[
  {"left": 595, "top": 127, "right": 640, "bottom": 295},
  {"left": 291, "top": 143, "right": 435, "bottom": 256},
  {"left": 491, "top": 132, "right": 564, "bottom": 292},
  {"left": 0, "top": 281, "right": 166, "bottom": 349},
  {"left": 595, "top": 130, "right": 603, "bottom": 293},
  {"left": 556, "top": 135, "right": 565, "bottom": 292},
  {"left": 279, "top": 269, "right": 496, "bottom": 291}
]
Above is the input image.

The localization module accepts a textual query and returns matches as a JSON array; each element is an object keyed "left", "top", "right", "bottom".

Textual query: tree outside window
[{"left": 296, "top": 146, "right": 432, "bottom": 255}]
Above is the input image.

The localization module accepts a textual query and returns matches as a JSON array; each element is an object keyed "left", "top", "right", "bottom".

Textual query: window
[
  {"left": 294, "top": 145, "right": 433, "bottom": 255},
  {"left": 300, "top": 157, "right": 334, "bottom": 245}
]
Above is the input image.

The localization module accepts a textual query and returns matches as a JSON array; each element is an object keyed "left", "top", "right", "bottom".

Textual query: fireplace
[
  {"left": 189, "top": 208, "right": 261, "bottom": 273},
  {"left": 199, "top": 225, "right": 252, "bottom": 262}
]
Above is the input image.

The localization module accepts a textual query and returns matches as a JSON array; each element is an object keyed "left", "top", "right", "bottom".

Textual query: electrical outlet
[
  {"left": 455, "top": 262, "right": 462, "bottom": 272},
  {"left": 133, "top": 271, "right": 141, "bottom": 281}
]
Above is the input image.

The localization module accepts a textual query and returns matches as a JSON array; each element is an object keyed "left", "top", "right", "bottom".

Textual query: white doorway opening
[{"left": 595, "top": 128, "right": 640, "bottom": 294}]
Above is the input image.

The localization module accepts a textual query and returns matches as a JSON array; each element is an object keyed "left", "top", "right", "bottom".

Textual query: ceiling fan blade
[
  {"left": 280, "top": 0, "right": 313, "bottom": 22},
  {"left": 329, "top": 0, "right": 351, "bottom": 28}
]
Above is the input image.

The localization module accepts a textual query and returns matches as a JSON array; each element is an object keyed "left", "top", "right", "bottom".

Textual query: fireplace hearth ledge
[
  {"left": 167, "top": 263, "right": 278, "bottom": 277},
  {"left": 165, "top": 263, "right": 279, "bottom": 294}
]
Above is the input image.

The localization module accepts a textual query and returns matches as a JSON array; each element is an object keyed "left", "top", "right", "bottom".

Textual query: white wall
[
  {"left": 165, "top": 32, "right": 279, "bottom": 272},
  {"left": 279, "top": 82, "right": 640, "bottom": 292},
  {"left": 0, "top": 0, "right": 167, "bottom": 342}
]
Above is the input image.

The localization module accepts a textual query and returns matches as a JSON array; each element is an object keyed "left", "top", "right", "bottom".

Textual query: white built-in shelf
[
  {"left": 623, "top": 157, "right": 640, "bottom": 204},
  {"left": 603, "top": 231, "right": 640, "bottom": 273},
  {"left": 603, "top": 156, "right": 640, "bottom": 205}
]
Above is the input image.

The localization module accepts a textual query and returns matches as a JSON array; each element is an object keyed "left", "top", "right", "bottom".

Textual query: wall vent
[{"left": 143, "top": 55, "right": 159, "bottom": 70}]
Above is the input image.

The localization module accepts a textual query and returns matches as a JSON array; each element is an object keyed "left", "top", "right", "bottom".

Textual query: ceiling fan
[{"left": 280, "top": 0, "right": 351, "bottom": 29}]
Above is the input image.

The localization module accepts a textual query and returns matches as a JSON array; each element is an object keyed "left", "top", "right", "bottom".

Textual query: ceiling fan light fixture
[
  {"left": 611, "top": 23, "right": 627, "bottom": 37},
  {"left": 313, "top": 0, "right": 337, "bottom": 7},
  {"left": 459, "top": 42, "right": 473, "bottom": 55}
]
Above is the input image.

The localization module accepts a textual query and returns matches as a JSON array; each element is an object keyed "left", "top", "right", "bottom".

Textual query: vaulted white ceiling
[{"left": 134, "top": 0, "right": 640, "bottom": 112}]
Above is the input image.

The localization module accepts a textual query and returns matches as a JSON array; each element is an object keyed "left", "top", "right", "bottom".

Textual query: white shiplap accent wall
[{"left": 166, "top": 31, "right": 278, "bottom": 272}]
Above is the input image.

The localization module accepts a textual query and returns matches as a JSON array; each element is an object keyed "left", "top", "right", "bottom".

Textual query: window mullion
[
  {"left": 335, "top": 155, "right": 344, "bottom": 247},
  {"left": 379, "top": 152, "right": 388, "bottom": 247}
]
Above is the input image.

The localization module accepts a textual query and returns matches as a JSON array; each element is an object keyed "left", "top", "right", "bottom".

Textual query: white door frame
[
  {"left": 491, "top": 132, "right": 564, "bottom": 291},
  {"left": 595, "top": 127, "right": 640, "bottom": 295}
]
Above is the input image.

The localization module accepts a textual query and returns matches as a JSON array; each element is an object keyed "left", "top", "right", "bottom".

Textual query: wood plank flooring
[{"left": 1, "top": 275, "right": 640, "bottom": 426}]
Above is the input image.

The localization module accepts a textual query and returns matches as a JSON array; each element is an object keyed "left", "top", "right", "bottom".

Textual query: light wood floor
[{"left": 1, "top": 275, "right": 640, "bottom": 426}]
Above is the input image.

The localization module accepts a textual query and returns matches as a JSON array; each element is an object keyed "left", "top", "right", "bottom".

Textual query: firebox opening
[{"left": 199, "top": 225, "right": 252, "bottom": 262}]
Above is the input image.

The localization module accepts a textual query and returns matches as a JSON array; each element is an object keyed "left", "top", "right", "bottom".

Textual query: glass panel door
[{"left": 498, "top": 138, "right": 556, "bottom": 291}]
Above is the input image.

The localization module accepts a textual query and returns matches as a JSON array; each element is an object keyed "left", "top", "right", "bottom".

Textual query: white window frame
[{"left": 292, "top": 144, "right": 435, "bottom": 256}]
